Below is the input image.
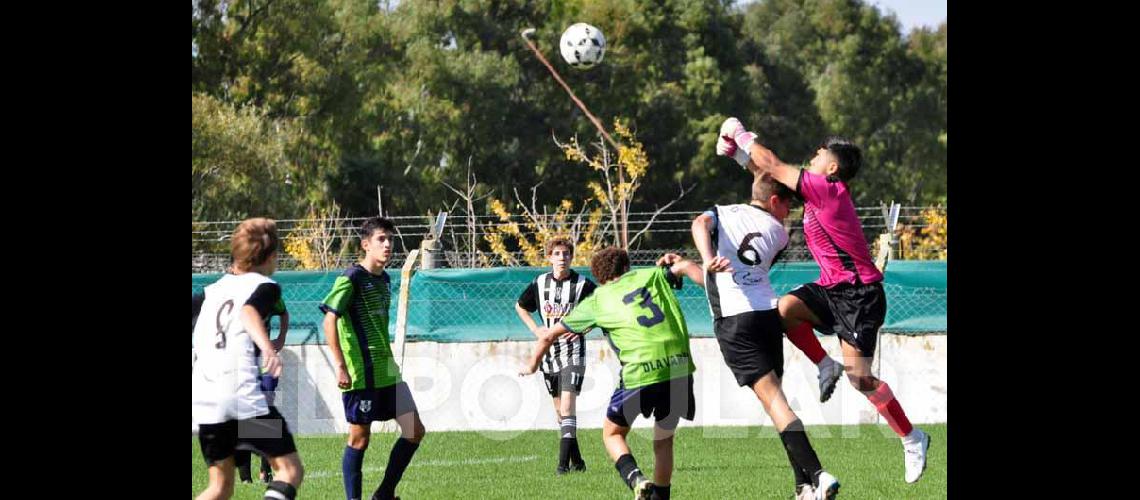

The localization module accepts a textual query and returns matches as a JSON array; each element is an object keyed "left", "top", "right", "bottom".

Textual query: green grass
[{"left": 193, "top": 423, "right": 945, "bottom": 499}]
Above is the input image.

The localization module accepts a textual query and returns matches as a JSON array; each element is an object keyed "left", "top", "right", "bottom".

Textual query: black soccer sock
[
  {"left": 615, "top": 453, "right": 646, "bottom": 490},
  {"left": 260, "top": 454, "right": 273, "bottom": 481},
  {"left": 373, "top": 438, "right": 420, "bottom": 500},
  {"left": 779, "top": 419, "right": 823, "bottom": 488},
  {"left": 569, "top": 437, "right": 584, "bottom": 466},
  {"left": 651, "top": 484, "right": 671, "bottom": 500},
  {"left": 559, "top": 415, "right": 577, "bottom": 469},
  {"left": 558, "top": 437, "right": 572, "bottom": 469},
  {"left": 235, "top": 449, "right": 253, "bottom": 482},
  {"left": 782, "top": 440, "right": 812, "bottom": 487},
  {"left": 263, "top": 480, "right": 296, "bottom": 500}
]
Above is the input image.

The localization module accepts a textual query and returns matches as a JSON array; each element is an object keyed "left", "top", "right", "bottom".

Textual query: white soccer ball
[{"left": 559, "top": 23, "right": 606, "bottom": 70}]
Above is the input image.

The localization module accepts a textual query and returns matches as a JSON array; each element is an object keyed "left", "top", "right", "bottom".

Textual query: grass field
[{"left": 192, "top": 423, "right": 945, "bottom": 498}]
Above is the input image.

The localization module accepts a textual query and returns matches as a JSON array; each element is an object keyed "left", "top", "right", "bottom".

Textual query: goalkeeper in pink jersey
[{"left": 716, "top": 117, "right": 930, "bottom": 484}]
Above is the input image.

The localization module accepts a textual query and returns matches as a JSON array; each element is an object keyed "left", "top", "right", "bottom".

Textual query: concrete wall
[{"left": 194, "top": 335, "right": 946, "bottom": 435}]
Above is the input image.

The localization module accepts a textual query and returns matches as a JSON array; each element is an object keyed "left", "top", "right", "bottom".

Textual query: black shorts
[
  {"left": 342, "top": 382, "right": 418, "bottom": 425},
  {"left": 606, "top": 375, "right": 695, "bottom": 431},
  {"left": 714, "top": 310, "right": 785, "bottom": 387},
  {"left": 788, "top": 281, "right": 887, "bottom": 357},
  {"left": 197, "top": 406, "right": 297, "bottom": 466},
  {"left": 542, "top": 365, "right": 586, "bottom": 398}
]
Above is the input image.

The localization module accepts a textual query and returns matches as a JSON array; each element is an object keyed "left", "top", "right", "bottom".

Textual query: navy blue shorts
[
  {"left": 259, "top": 373, "right": 278, "bottom": 392},
  {"left": 606, "top": 375, "right": 695, "bottom": 430},
  {"left": 342, "top": 382, "right": 418, "bottom": 425}
]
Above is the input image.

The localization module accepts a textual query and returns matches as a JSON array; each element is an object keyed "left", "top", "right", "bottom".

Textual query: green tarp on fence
[{"left": 192, "top": 261, "right": 945, "bottom": 344}]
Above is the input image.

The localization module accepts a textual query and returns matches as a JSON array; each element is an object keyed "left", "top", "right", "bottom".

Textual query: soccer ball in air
[{"left": 559, "top": 23, "right": 606, "bottom": 69}]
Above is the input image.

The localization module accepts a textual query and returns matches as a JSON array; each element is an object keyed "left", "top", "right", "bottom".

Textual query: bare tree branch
[
  {"left": 511, "top": 181, "right": 546, "bottom": 234},
  {"left": 629, "top": 181, "right": 697, "bottom": 248}
]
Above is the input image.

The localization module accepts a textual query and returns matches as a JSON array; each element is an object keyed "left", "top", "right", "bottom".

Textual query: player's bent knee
[
  {"left": 777, "top": 295, "right": 794, "bottom": 315},
  {"left": 603, "top": 419, "right": 628, "bottom": 437},
  {"left": 348, "top": 435, "right": 370, "bottom": 449},
  {"left": 410, "top": 422, "right": 426, "bottom": 443},
  {"left": 293, "top": 461, "right": 305, "bottom": 485},
  {"left": 847, "top": 373, "right": 877, "bottom": 392},
  {"left": 777, "top": 296, "right": 808, "bottom": 323},
  {"left": 274, "top": 456, "right": 304, "bottom": 486},
  {"left": 778, "top": 294, "right": 800, "bottom": 311}
]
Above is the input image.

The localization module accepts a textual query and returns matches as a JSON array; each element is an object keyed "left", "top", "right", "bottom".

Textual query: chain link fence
[{"left": 192, "top": 206, "right": 944, "bottom": 274}]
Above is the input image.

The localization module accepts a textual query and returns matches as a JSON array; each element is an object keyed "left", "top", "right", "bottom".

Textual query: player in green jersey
[
  {"left": 321, "top": 217, "right": 425, "bottom": 500},
  {"left": 520, "top": 248, "right": 729, "bottom": 500}
]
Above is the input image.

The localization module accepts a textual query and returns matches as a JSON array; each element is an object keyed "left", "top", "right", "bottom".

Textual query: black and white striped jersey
[{"left": 517, "top": 269, "right": 597, "bottom": 373}]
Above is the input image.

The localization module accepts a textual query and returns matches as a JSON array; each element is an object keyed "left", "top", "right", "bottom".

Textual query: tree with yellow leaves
[
  {"left": 283, "top": 202, "right": 354, "bottom": 270},
  {"left": 483, "top": 118, "right": 693, "bottom": 266},
  {"left": 897, "top": 207, "right": 947, "bottom": 260}
]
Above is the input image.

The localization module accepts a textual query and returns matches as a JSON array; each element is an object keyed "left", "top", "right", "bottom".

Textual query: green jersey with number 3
[{"left": 560, "top": 265, "right": 695, "bottom": 389}]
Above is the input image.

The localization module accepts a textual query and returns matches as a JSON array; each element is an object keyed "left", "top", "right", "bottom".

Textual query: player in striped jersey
[
  {"left": 719, "top": 117, "right": 930, "bottom": 484},
  {"left": 514, "top": 237, "right": 597, "bottom": 474},
  {"left": 192, "top": 218, "right": 304, "bottom": 500},
  {"left": 321, "top": 217, "right": 425, "bottom": 500}
]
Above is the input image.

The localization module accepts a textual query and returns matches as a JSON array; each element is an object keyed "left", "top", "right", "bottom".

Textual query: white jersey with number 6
[
  {"left": 704, "top": 204, "right": 789, "bottom": 319},
  {"left": 191, "top": 272, "right": 273, "bottom": 425}
]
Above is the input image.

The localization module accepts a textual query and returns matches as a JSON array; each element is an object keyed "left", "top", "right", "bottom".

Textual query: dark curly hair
[
  {"left": 590, "top": 246, "right": 630, "bottom": 284},
  {"left": 545, "top": 237, "right": 574, "bottom": 256}
]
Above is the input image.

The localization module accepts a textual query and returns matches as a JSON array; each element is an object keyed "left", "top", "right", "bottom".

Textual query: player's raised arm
[
  {"left": 691, "top": 213, "right": 718, "bottom": 265},
  {"left": 657, "top": 252, "right": 731, "bottom": 288},
  {"left": 716, "top": 117, "right": 801, "bottom": 190}
]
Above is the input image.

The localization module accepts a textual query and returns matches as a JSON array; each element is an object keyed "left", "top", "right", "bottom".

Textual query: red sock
[
  {"left": 785, "top": 323, "right": 827, "bottom": 364},
  {"left": 866, "top": 382, "right": 914, "bottom": 437}
]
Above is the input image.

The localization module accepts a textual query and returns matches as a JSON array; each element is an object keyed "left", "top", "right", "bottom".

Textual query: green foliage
[
  {"left": 193, "top": 0, "right": 947, "bottom": 229},
  {"left": 191, "top": 92, "right": 330, "bottom": 224}
]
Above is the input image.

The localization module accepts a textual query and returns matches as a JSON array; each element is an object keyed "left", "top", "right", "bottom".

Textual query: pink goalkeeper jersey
[{"left": 797, "top": 170, "right": 883, "bottom": 287}]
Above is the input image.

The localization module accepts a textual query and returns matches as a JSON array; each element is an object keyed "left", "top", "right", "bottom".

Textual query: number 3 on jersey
[{"left": 623, "top": 287, "right": 664, "bottom": 327}]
